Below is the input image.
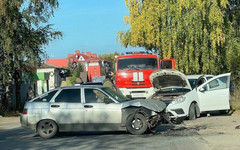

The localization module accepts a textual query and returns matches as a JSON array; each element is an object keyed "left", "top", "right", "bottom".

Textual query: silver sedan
[{"left": 20, "top": 85, "right": 169, "bottom": 138}]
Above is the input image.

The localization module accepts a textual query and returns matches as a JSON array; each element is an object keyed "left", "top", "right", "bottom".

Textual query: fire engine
[{"left": 115, "top": 52, "right": 175, "bottom": 99}]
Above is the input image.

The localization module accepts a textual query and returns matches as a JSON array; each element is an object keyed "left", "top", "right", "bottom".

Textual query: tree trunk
[
  {"left": 14, "top": 71, "right": 21, "bottom": 111},
  {"left": 5, "top": 82, "right": 13, "bottom": 112}
]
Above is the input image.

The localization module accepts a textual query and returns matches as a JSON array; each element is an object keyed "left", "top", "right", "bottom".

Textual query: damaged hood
[
  {"left": 150, "top": 70, "right": 192, "bottom": 90},
  {"left": 122, "top": 99, "right": 166, "bottom": 112}
]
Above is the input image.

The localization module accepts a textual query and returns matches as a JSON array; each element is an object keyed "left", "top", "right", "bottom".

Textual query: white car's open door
[{"left": 196, "top": 73, "right": 231, "bottom": 112}]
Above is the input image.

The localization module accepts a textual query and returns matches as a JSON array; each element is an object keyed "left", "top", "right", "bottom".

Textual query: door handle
[
  {"left": 51, "top": 105, "right": 60, "bottom": 108},
  {"left": 84, "top": 105, "right": 93, "bottom": 108}
]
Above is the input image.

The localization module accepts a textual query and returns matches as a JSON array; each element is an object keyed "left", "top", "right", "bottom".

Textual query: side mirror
[
  {"left": 199, "top": 87, "right": 205, "bottom": 92},
  {"left": 104, "top": 98, "right": 113, "bottom": 104}
]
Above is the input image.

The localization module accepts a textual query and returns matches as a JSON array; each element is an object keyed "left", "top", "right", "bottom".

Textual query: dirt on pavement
[{"left": 183, "top": 112, "right": 240, "bottom": 150}]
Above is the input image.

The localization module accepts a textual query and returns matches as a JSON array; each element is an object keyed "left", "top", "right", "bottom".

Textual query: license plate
[{"left": 131, "top": 93, "right": 145, "bottom": 97}]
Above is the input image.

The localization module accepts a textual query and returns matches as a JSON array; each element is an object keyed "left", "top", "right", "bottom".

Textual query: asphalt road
[{"left": 0, "top": 117, "right": 211, "bottom": 150}]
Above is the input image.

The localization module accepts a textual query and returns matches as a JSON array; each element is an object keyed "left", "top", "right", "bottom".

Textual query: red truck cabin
[{"left": 115, "top": 53, "right": 159, "bottom": 99}]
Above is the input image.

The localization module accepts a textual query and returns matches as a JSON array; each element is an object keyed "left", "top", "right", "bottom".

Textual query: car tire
[
  {"left": 38, "top": 120, "right": 58, "bottom": 139},
  {"left": 189, "top": 103, "right": 196, "bottom": 120},
  {"left": 126, "top": 113, "right": 148, "bottom": 135},
  {"left": 195, "top": 103, "right": 200, "bottom": 118}
]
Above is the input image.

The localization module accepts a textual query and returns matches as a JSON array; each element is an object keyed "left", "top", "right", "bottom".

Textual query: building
[
  {"left": 46, "top": 50, "right": 109, "bottom": 82},
  {"left": 34, "top": 63, "right": 62, "bottom": 95}
]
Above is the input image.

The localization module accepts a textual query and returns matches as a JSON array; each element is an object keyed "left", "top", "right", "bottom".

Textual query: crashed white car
[
  {"left": 21, "top": 85, "right": 170, "bottom": 138},
  {"left": 149, "top": 70, "right": 231, "bottom": 123}
]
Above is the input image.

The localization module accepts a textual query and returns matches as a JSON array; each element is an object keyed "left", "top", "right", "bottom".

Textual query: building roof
[
  {"left": 71, "top": 51, "right": 108, "bottom": 64},
  {"left": 38, "top": 62, "right": 62, "bottom": 69},
  {"left": 46, "top": 58, "right": 69, "bottom": 68},
  {"left": 46, "top": 51, "right": 108, "bottom": 68}
]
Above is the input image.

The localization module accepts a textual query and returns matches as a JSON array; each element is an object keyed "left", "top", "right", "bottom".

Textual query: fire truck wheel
[{"left": 126, "top": 113, "right": 148, "bottom": 135}]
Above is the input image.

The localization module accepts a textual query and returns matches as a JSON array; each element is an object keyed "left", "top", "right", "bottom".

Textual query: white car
[
  {"left": 187, "top": 75, "right": 214, "bottom": 89},
  {"left": 149, "top": 70, "right": 231, "bottom": 123}
]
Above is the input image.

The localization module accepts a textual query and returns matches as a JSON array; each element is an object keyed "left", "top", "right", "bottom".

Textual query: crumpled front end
[
  {"left": 122, "top": 99, "right": 166, "bottom": 113},
  {"left": 121, "top": 99, "right": 172, "bottom": 128}
]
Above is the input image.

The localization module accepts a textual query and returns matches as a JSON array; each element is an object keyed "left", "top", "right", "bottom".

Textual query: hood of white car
[
  {"left": 149, "top": 70, "right": 192, "bottom": 90},
  {"left": 122, "top": 99, "right": 166, "bottom": 112}
]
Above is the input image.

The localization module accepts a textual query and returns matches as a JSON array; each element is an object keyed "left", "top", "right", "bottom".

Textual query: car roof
[
  {"left": 54, "top": 85, "right": 104, "bottom": 90},
  {"left": 186, "top": 74, "right": 214, "bottom": 79}
]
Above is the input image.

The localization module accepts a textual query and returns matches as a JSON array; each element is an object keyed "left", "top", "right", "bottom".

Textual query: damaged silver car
[{"left": 20, "top": 85, "right": 170, "bottom": 138}]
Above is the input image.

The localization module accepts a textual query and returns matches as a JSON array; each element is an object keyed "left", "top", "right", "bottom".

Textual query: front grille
[
  {"left": 131, "top": 91, "right": 146, "bottom": 93},
  {"left": 132, "top": 97, "right": 146, "bottom": 99},
  {"left": 132, "top": 83, "right": 145, "bottom": 86}
]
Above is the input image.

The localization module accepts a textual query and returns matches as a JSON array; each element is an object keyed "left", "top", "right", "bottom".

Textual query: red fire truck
[{"left": 115, "top": 52, "right": 175, "bottom": 99}]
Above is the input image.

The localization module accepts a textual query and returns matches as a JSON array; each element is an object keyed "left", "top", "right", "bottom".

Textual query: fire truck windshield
[{"left": 118, "top": 58, "right": 158, "bottom": 70}]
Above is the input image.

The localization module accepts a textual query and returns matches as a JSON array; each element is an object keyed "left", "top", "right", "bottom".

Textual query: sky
[{"left": 44, "top": 0, "right": 145, "bottom": 59}]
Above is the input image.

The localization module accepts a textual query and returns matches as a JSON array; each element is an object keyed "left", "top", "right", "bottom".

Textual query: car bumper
[
  {"left": 119, "top": 87, "right": 154, "bottom": 99},
  {"left": 20, "top": 114, "right": 28, "bottom": 127},
  {"left": 20, "top": 114, "right": 36, "bottom": 130},
  {"left": 166, "top": 104, "right": 188, "bottom": 119}
]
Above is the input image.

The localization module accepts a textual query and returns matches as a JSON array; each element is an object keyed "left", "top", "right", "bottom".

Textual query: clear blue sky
[{"left": 45, "top": 0, "right": 145, "bottom": 59}]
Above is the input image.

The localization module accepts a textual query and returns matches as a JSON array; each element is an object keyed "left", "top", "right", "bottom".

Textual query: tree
[
  {"left": 0, "top": 0, "right": 61, "bottom": 111},
  {"left": 99, "top": 51, "right": 121, "bottom": 72},
  {"left": 118, "top": 0, "right": 240, "bottom": 78}
]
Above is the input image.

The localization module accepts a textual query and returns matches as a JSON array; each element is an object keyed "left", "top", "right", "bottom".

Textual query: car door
[
  {"left": 49, "top": 88, "right": 85, "bottom": 131},
  {"left": 83, "top": 88, "right": 122, "bottom": 131},
  {"left": 197, "top": 73, "right": 231, "bottom": 112}
]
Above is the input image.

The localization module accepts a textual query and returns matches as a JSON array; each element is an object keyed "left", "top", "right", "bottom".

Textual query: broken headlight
[{"left": 171, "top": 96, "right": 186, "bottom": 105}]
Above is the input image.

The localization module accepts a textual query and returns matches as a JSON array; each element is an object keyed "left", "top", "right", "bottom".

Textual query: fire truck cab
[
  {"left": 115, "top": 52, "right": 175, "bottom": 99},
  {"left": 115, "top": 52, "right": 158, "bottom": 99}
]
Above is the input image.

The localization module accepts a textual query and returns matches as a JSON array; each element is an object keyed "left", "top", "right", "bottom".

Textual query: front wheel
[
  {"left": 38, "top": 120, "right": 58, "bottom": 139},
  {"left": 126, "top": 113, "right": 148, "bottom": 135},
  {"left": 189, "top": 103, "right": 196, "bottom": 120}
]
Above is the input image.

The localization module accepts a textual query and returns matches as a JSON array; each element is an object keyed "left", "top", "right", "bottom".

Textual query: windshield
[
  {"left": 156, "top": 87, "right": 191, "bottom": 94},
  {"left": 102, "top": 87, "right": 129, "bottom": 102},
  {"left": 118, "top": 58, "right": 158, "bottom": 70}
]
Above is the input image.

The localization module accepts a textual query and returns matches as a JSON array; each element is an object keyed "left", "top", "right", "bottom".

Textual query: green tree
[
  {"left": 0, "top": 0, "right": 61, "bottom": 111},
  {"left": 99, "top": 51, "right": 120, "bottom": 72},
  {"left": 66, "top": 59, "right": 85, "bottom": 85},
  {"left": 118, "top": 0, "right": 240, "bottom": 78}
]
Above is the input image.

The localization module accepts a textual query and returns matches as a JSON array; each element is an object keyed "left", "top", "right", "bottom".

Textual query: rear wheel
[
  {"left": 126, "top": 113, "right": 148, "bottom": 135},
  {"left": 189, "top": 103, "right": 196, "bottom": 120},
  {"left": 38, "top": 120, "right": 58, "bottom": 139}
]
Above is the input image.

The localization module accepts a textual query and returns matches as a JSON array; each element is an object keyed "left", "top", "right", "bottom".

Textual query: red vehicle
[
  {"left": 160, "top": 58, "right": 176, "bottom": 69},
  {"left": 115, "top": 52, "right": 175, "bottom": 99},
  {"left": 115, "top": 52, "right": 175, "bottom": 98}
]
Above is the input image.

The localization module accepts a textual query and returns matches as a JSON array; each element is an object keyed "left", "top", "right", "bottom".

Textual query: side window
[
  {"left": 55, "top": 89, "right": 81, "bottom": 103},
  {"left": 33, "top": 90, "right": 58, "bottom": 102},
  {"left": 207, "top": 76, "right": 228, "bottom": 91},
  {"left": 84, "top": 89, "right": 111, "bottom": 103}
]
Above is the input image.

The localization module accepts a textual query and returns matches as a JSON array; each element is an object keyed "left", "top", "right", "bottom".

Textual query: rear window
[
  {"left": 118, "top": 58, "right": 158, "bottom": 70},
  {"left": 33, "top": 90, "right": 58, "bottom": 102}
]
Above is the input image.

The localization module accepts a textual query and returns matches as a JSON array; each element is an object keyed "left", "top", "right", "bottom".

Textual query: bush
[{"left": 230, "top": 87, "right": 240, "bottom": 111}]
